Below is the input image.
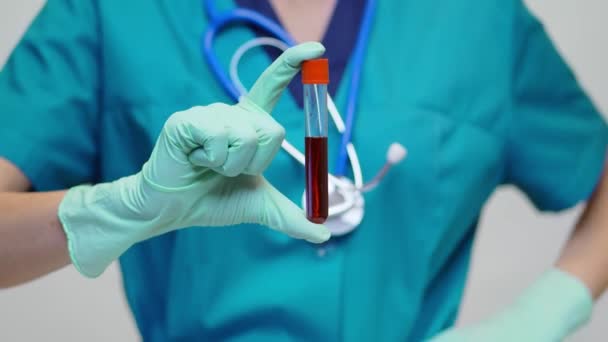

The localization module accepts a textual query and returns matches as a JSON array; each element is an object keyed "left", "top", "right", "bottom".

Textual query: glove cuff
[
  {"left": 58, "top": 175, "right": 147, "bottom": 278},
  {"left": 513, "top": 268, "right": 593, "bottom": 337}
]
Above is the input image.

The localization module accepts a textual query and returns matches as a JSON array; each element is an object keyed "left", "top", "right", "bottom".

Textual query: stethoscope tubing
[
  {"left": 335, "top": 0, "right": 377, "bottom": 176},
  {"left": 202, "top": 0, "right": 374, "bottom": 175}
]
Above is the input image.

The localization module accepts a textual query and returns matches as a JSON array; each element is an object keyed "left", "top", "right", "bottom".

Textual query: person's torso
[{"left": 97, "top": 1, "right": 512, "bottom": 340}]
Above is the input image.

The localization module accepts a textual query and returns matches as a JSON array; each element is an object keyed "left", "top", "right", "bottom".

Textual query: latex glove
[
  {"left": 429, "top": 269, "right": 593, "bottom": 342},
  {"left": 58, "top": 42, "right": 330, "bottom": 278}
]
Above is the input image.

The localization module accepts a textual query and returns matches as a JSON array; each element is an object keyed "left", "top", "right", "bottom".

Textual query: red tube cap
[{"left": 302, "top": 59, "right": 329, "bottom": 84}]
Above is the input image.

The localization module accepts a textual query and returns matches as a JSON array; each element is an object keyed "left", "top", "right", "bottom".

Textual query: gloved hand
[
  {"left": 429, "top": 268, "right": 593, "bottom": 342},
  {"left": 58, "top": 42, "right": 331, "bottom": 278}
]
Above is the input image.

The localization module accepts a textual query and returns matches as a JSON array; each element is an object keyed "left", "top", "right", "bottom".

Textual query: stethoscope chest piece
[{"left": 301, "top": 177, "right": 365, "bottom": 236}]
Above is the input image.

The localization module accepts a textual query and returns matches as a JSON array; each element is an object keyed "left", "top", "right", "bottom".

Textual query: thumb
[
  {"left": 261, "top": 181, "right": 330, "bottom": 243},
  {"left": 244, "top": 42, "right": 326, "bottom": 114}
]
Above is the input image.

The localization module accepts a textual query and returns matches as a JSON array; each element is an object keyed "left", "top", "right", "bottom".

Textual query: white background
[{"left": 1, "top": 1, "right": 607, "bottom": 341}]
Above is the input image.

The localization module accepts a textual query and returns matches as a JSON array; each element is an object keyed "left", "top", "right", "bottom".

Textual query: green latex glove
[
  {"left": 429, "top": 268, "right": 593, "bottom": 342},
  {"left": 58, "top": 42, "right": 331, "bottom": 278}
]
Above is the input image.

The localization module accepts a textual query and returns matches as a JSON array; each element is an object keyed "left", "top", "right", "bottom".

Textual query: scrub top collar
[{"left": 233, "top": 0, "right": 366, "bottom": 107}]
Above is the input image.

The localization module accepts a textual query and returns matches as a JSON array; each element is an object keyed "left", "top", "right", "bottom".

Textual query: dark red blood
[{"left": 305, "top": 136, "right": 328, "bottom": 224}]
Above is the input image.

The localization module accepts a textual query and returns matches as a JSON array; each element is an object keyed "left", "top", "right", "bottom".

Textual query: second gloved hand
[
  {"left": 428, "top": 268, "right": 593, "bottom": 342},
  {"left": 58, "top": 42, "right": 330, "bottom": 278}
]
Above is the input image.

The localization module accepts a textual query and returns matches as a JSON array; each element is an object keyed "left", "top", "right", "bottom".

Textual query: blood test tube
[{"left": 302, "top": 59, "right": 329, "bottom": 224}]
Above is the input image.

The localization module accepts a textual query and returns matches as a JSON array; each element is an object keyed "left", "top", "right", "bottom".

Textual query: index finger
[{"left": 243, "top": 42, "right": 326, "bottom": 114}]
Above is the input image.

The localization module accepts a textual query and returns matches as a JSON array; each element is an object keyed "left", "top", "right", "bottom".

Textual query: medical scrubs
[{"left": 1, "top": 0, "right": 607, "bottom": 341}]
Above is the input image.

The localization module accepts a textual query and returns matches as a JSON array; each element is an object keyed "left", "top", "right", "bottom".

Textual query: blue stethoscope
[{"left": 202, "top": 0, "right": 407, "bottom": 235}]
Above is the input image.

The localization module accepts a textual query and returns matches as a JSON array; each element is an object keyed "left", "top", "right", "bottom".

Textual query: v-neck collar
[{"left": 233, "top": 0, "right": 367, "bottom": 108}]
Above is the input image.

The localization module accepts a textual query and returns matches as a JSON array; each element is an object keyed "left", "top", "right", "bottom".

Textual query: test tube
[{"left": 302, "top": 59, "right": 329, "bottom": 224}]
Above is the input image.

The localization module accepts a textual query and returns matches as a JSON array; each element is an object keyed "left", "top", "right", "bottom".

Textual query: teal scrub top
[{"left": 1, "top": 1, "right": 607, "bottom": 341}]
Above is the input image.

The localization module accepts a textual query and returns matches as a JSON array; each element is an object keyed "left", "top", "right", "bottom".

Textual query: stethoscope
[{"left": 202, "top": 0, "right": 407, "bottom": 236}]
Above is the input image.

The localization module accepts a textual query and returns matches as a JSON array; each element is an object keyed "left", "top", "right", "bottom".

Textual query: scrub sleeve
[
  {"left": 505, "top": 3, "right": 608, "bottom": 210},
  {"left": 0, "top": 4, "right": 175, "bottom": 339},
  {"left": 0, "top": 0, "right": 100, "bottom": 190}
]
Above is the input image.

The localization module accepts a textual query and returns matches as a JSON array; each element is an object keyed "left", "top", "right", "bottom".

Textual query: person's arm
[
  {"left": 0, "top": 158, "right": 70, "bottom": 288},
  {"left": 557, "top": 164, "right": 608, "bottom": 298},
  {"left": 431, "top": 169, "right": 608, "bottom": 342},
  {"left": 429, "top": 1, "right": 608, "bottom": 340},
  {"left": 0, "top": 43, "right": 330, "bottom": 286}
]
